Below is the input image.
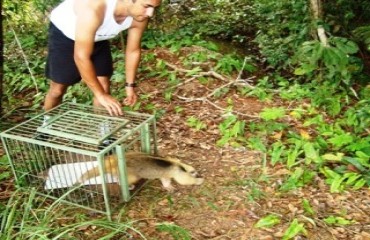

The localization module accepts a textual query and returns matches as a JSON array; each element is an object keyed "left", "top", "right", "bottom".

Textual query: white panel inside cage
[{"left": 44, "top": 161, "right": 119, "bottom": 190}]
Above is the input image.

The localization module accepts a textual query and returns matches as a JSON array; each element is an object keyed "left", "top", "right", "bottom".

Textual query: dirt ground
[
  {"left": 114, "top": 47, "right": 370, "bottom": 239},
  {"left": 1, "top": 47, "right": 369, "bottom": 240}
]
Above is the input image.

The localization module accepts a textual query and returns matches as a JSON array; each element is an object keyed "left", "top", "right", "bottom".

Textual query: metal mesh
[{"left": 1, "top": 102, "right": 157, "bottom": 219}]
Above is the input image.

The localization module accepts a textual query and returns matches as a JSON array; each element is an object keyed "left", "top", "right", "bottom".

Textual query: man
[{"left": 44, "top": 0, "right": 161, "bottom": 116}]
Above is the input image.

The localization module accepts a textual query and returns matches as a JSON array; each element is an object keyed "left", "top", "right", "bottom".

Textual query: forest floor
[
  {"left": 0, "top": 46, "right": 369, "bottom": 240},
  {"left": 116, "top": 47, "right": 370, "bottom": 240}
]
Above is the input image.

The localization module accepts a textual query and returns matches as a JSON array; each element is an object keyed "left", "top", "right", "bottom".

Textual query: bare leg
[
  {"left": 93, "top": 76, "right": 110, "bottom": 108},
  {"left": 44, "top": 81, "right": 68, "bottom": 111}
]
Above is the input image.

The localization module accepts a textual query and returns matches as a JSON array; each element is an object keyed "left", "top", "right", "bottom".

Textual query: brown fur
[{"left": 76, "top": 152, "right": 204, "bottom": 191}]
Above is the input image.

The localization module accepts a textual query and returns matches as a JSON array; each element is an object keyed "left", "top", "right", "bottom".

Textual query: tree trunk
[
  {"left": 0, "top": 0, "right": 3, "bottom": 117},
  {"left": 310, "top": 0, "right": 329, "bottom": 46}
]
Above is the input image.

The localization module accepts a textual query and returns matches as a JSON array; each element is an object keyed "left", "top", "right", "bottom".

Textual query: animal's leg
[{"left": 160, "top": 178, "right": 175, "bottom": 192}]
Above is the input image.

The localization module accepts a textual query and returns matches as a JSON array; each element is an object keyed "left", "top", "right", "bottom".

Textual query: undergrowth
[{"left": 1, "top": 1, "right": 369, "bottom": 239}]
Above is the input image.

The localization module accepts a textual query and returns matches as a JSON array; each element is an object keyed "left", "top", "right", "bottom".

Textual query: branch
[
  {"left": 164, "top": 62, "right": 229, "bottom": 82},
  {"left": 151, "top": 58, "right": 261, "bottom": 119},
  {"left": 176, "top": 95, "right": 259, "bottom": 119}
]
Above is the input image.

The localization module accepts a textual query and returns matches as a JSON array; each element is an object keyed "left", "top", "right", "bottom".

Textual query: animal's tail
[{"left": 75, "top": 166, "right": 100, "bottom": 185}]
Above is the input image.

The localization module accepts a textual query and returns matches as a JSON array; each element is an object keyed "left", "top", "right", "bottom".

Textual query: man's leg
[{"left": 44, "top": 81, "right": 69, "bottom": 111}]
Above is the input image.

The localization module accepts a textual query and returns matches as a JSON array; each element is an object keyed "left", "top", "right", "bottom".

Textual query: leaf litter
[{"left": 0, "top": 46, "right": 369, "bottom": 240}]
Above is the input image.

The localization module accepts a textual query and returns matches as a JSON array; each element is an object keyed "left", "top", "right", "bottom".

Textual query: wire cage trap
[{"left": 0, "top": 102, "right": 157, "bottom": 219}]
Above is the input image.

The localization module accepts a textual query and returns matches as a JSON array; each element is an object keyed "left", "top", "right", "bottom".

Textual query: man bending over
[{"left": 44, "top": 0, "right": 161, "bottom": 116}]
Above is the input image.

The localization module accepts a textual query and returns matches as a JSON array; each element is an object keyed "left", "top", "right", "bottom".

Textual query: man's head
[{"left": 128, "top": 0, "right": 161, "bottom": 22}]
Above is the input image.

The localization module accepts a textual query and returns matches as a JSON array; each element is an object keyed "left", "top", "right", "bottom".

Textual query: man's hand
[
  {"left": 124, "top": 87, "right": 138, "bottom": 106},
  {"left": 96, "top": 93, "right": 123, "bottom": 116}
]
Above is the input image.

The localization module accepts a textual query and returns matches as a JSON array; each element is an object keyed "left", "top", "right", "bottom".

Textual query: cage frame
[{"left": 0, "top": 102, "right": 158, "bottom": 220}]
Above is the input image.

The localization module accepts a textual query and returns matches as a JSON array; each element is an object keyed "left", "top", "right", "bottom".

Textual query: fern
[{"left": 353, "top": 25, "right": 370, "bottom": 51}]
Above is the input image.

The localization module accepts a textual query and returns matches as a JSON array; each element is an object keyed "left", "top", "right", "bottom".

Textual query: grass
[{"left": 0, "top": 188, "right": 145, "bottom": 240}]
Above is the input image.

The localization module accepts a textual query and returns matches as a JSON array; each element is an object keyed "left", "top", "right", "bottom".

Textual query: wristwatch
[{"left": 124, "top": 82, "right": 137, "bottom": 87}]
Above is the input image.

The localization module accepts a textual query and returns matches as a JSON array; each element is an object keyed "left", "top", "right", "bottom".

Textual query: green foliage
[
  {"left": 282, "top": 219, "right": 307, "bottom": 240},
  {"left": 186, "top": 116, "right": 207, "bottom": 131},
  {"left": 342, "top": 100, "right": 370, "bottom": 133},
  {"left": 320, "top": 166, "right": 368, "bottom": 193},
  {"left": 293, "top": 38, "right": 360, "bottom": 86},
  {"left": 3, "top": 0, "right": 50, "bottom": 111},
  {"left": 242, "top": 83, "right": 369, "bottom": 192},
  {"left": 302, "top": 199, "right": 315, "bottom": 216},
  {"left": 156, "top": 222, "right": 191, "bottom": 240},
  {"left": 323, "top": 1, "right": 370, "bottom": 33},
  {"left": 254, "top": 214, "right": 281, "bottom": 228},
  {"left": 1, "top": 188, "right": 142, "bottom": 239},
  {"left": 247, "top": 136, "right": 267, "bottom": 152},
  {"left": 240, "top": 76, "right": 274, "bottom": 101},
  {"left": 353, "top": 25, "right": 370, "bottom": 51},
  {"left": 259, "top": 107, "right": 286, "bottom": 121},
  {"left": 0, "top": 156, "right": 11, "bottom": 181},
  {"left": 324, "top": 216, "right": 356, "bottom": 226},
  {"left": 215, "top": 54, "right": 256, "bottom": 75},
  {"left": 142, "top": 28, "right": 215, "bottom": 52},
  {"left": 217, "top": 114, "right": 246, "bottom": 147},
  {"left": 164, "top": 0, "right": 255, "bottom": 42},
  {"left": 280, "top": 167, "right": 315, "bottom": 192},
  {"left": 252, "top": 0, "right": 310, "bottom": 68}
]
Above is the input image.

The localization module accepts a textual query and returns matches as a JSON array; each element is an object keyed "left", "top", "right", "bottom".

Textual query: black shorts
[{"left": 45, "top": 23, "right": 113, "bottom": 86}]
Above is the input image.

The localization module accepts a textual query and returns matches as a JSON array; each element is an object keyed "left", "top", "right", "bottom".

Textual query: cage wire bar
[{"left": 0, "top": 102, "right": 157, "bottom": 219}]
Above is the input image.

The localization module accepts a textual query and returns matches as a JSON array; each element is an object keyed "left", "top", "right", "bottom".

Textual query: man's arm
[
  {"left": 73, "top": 0, "right": 123, "bottom": 116},
  {"left": 123, "top": 20, "right": 148, "bottom": 106}
]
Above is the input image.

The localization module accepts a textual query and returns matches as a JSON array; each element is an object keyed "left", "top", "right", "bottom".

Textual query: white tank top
[{"left": 50, "top": 0, "right": 133, "bottom": 41}]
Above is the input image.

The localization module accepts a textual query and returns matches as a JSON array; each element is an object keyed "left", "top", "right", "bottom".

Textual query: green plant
[
  {"left": 260, "top": 107, "right": 286, "bottom": 121},
  {"left": 247, "top": 136, "right": 267, "bottom": 152},
  {"left": 280, "top": 167, "right": 316, "bottom": 191},
  {"left": 282, "top": 219, "right": 307, "bottom": 240},
  {"left": 268, "top": 141, "right": 285, "bottom": 165},
  {"left": 156, "top": 222, "right": 191, "bottom": 240},
  {"left": 353, "top": 25, "right": 370, "bottom": 51},
  {"left": 320, "top": 166, "right": 368, "bottom": 193},
  {"left": 293, "top": 37, "right": 359, "bottom": 86},
  {"left": 252, "top": 0, "right": 310, "bottom": 68},
  {"left": 246, "top": 181, "right": 266, "bottom": 202},
  {"left": 0, "top": 156, "right": 11, "bottom": 181},
  {"left": 1, "top": 188, "right": 143, "bottom": 239},
  {"left": 174, "top": 106, "right": 184, "bottom": 114},
  {"left": 323, "top": 216, "right": 356, "bottom": 226},
  {"left": 215, "top": 54, "right": 256, "bottom": 75},
  {"left": 241, "top": 77, "right": 274, "bottom": 100},
  {"left": 254, "top": 214, "right": 281, "bottom": 228},
  {"left": 302, "top": 199, "right": 315, "bottom": 216},
  {"left": 217, "top": 114, "right": 246, "bottom": 147},
  {"left": 186, "top": 116, "right": 207, "bottom": 131}
]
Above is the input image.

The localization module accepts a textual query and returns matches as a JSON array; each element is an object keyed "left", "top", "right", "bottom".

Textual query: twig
[
  {"left": 176, "top": 95, "right": 259, "bottom": 119},
  {"left": 316, "top": 218, "right": 339, "bottom": 240},
  {"left": 236, "top": 57, "right": 249, "bottom": 80},
  {"left": 207, "top": 81, "right": 235, "bottom": 98},
  {"left": 347, "top": 200, "right": 368, "bottom": 216},
  {"left": 10, "top": 26, "right": 39, "bottom": 94},
  {"left": 163, "top": 58, "right": 262, "bottom": 118},
  {"left": 164, "top": 62, "right": 229, "bottom": 82},
  {"left": 350, "top": 87, "right": 359, "bottom": 100}
]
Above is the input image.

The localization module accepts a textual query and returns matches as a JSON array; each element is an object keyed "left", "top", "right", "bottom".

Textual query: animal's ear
[
  {"left": 180, "top": 163, "right": 196, "bottom": 173},
  {"left": 166, "top": 157, "right": 181, "bottom": 163},
  {"left": 189, "top": 170, "right": 198, "bottom": 177}
]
